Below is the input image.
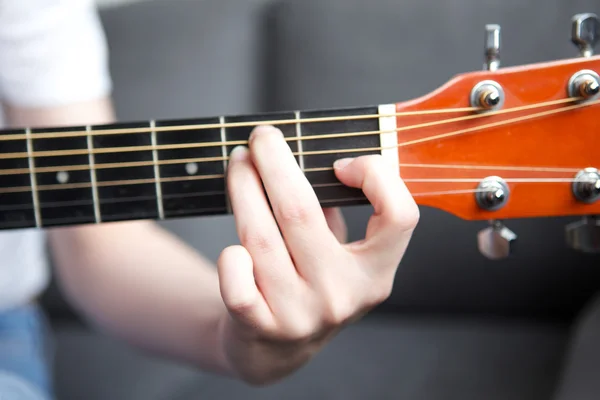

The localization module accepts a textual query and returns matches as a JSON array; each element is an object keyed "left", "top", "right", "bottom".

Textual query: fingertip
[
  {"left": 333, "top": 157, "right": 362, "bottom": 188},
  {"left": 333, "top": 157, "right": 355, "bottom": 170},
  {"left": 217, "top": 245, "right": 259, "bottom": 313},
  {"left": 249, "top": 125, "right": 284, "bottom": 145},
  {"left": 229, "top": 145, "right": 249, "bottom": 163}
]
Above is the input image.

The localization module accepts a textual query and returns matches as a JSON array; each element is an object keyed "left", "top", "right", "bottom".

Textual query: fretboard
[{"left": 0, "top": 104, "right": 397, "bottom": 230}]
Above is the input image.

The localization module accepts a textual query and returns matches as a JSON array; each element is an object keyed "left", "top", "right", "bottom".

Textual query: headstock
[{"left": 395, "top": 13, "right": 600, "bottom": 259}]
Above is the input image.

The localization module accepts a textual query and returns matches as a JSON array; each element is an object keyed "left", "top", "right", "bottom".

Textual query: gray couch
[{"left": 40, "top": 0, "right": 600, "bottom": 399}]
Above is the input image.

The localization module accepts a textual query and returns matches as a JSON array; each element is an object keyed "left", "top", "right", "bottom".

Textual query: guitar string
[
  {"left": 0, "top": 161, "right": 580, "bottom": 176},
  {"left": 0, "top": 98, "right": 595, "bottom": 195},
  {"left": 0, "top": 97, "right": 579, "bottom": 159},
  {"left": 0, "top": 175, "right": 590, "bottom": 196},
  {"left": 0, "top": 187, "right": 540, "bottom": 215},
  {"left": 0, "top": 106, "right": 482, "bottom": 141}
]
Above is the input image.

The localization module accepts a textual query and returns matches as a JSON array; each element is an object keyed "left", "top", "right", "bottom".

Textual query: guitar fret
[
  {"left": 220, "top": 116, "right": 232, "bottom": 214},
  {"left": 0, "top": 129, "right": 36, "bottom": 229},
  {"left": 299, "top": 106, "right": 381, "bottom": 206},
  {"left": 295, "top": 111, "right": 305, "bottom": 171},
  {"left": 25, "top": 128, "right": 41, "bottom": 228},
  {"left": 150, "top": 120, "right": 165, "bottom": 220},
  {"left": 92, "top": 121, "right": 159, "bottom": 222},
  {"left": 86, "top": 125, "right": 101, "bottom": 223},
  {"left": 32, "top": 126, "right": 95, "bottom": 227},
  {"left": 155, "top": 117, "right": 227, "bottom": 218}
]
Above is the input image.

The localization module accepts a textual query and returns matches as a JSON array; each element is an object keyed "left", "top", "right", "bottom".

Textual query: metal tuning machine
[
  {"left": 567, "top": 168, "right": 600, "bottom": 253},
  {"left": 566, "top": 216, "right": 600, "bottom": 254},
  {"left": 571, "top": 13, "right": 599, "bottom": 58},
  {"left": 470, "top": 24, "right": 505, "bottom": 112},
  {"left": 478, "top": 220, "right": 518, "bottom": 260},
  {"left": 471, "top": 26, "right": 516, "bottom": 260},
  {"left": 484, "top": 24, "right": 501, "bottom": 71},
  {"left": 475, "top": 176, "right": 517, "bottom": 260},
  {"left": 565, "top": 13, "right": 600, "bottom": 253}
]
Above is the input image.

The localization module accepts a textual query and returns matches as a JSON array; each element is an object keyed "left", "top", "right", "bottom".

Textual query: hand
[{"left": 216, "top": 125, "right": 419, "bottom": 385}]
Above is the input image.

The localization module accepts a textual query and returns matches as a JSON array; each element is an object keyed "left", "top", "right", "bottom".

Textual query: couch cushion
[
  {"left": 173, "top": 315, "right": 566, "bottom": 400},
  {"left": 51, "top": 317, "right": 567, "bottom": 400},
  {"left": 264, "top": 0, "right": 600, "bottom": 319}
]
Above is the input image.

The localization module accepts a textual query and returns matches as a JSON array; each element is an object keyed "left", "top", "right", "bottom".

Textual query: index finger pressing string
[{"left": 333, "top": 155, "right": 420, "bottom": 255}]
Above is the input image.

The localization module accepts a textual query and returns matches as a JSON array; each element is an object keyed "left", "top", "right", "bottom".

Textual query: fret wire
[
  {"left": 150, "top": 120, "right": 165, "bottom": 220},
  {"left": 295, "top": 111, "right": 305, "bottom": 171},
  {"left": 220, "top": 116, "right": 232, "bottom": 214},
  {"left": 86, "top": 125, "right": 101, "bottom": 223},
  {"left": 25, "top": 128, "right": 41, "bottom": 227}
]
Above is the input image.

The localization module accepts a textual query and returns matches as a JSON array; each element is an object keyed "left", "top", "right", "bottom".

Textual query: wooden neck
[{"left": 0, "top": 105, "right": 392, "bottom": 230}]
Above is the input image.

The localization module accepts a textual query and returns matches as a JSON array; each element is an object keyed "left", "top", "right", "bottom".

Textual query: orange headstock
[
  {"left": 396, "top": 22, "right": 600, "bottom": 226},
  {"left": 393, "top": 15, "right": 600, "bottom": 258}
]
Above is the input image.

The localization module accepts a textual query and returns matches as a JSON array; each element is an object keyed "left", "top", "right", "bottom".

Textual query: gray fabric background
[{"left": 42, "top": 0, "right": 600, "bottom": 399}]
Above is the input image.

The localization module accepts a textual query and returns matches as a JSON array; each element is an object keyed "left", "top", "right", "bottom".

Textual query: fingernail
[
  {"left": 334, "top": 158, "right": 354, "bottom": 170},
  {"left": 249, "top": 125, "right": 283, "bottom": 143},
  {"left": 229, "top": 146, "right": 248, "bottom": 162}
]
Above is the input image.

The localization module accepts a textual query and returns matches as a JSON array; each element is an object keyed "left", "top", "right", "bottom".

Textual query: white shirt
[{"left": 0, "top": 0, "right": 112, "bottom": 311}]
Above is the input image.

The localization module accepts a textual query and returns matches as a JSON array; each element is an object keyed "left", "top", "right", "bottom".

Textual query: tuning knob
[
  {"left": 477, "top": 220, "right": 517, "bottom": 260},
  {"left": 571, "top": 13, "right": 600, "bottom": 57},
  {"left": 484, "top": 24, "right": 501, "bottom": 71},
  {"left": 566, "top": 216, "right": 600, "bottom": 253}
]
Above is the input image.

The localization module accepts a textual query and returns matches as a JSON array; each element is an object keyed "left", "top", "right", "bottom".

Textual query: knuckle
[
  {"left": 367, "top": 281, "right": 394, "bottom": 307},
  {"left": 279, "top": 318, "right": 318, "bottom": 342},
  {"left": 240, "top": 229, "right": 275, "bottom": 255},
  {"left": 277, "top": 203, "right": 313, "bottom": 226},
  {"left": 226, "top": 297, "right": 257, "bottom": 316},
  {"left": 389, "top": 201, "right": 420, "bottom": 232},
  {"left": 322, "top": 299, "right": 355, "bottom": 326}
]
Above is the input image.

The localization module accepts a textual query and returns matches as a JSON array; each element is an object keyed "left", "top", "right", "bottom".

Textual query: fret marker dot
[
  {"left": 186, "top": 162, "right": 198, "bottom": 175},
  {"left": 56, "top": 171, "right": 69, "bottom": 184}
]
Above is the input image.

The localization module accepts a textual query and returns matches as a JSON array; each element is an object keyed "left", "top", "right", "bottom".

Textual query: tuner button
[
  {"left": 566, "top": 216, "right": 600, "bottom": 253},
  {"left": 478, "top": 220, "right": 517, "bottom": 260},
  {"left": 484, "top": 24, "right": 501, "bottom": 71},
  {"left": 571, "top": 13, "right": 600, "bottom": 57},
  {"left": 568, "top": 70, "right": 600, "bottom": 101},
  {"left": 470, "top": 81, "right": 505, "bottom": 111},
  {"left": 475, "top": 176, "right": 510, "bottom": 210},
  {"left": 572, "top": 168, "right": 600, "bottom": 204}
]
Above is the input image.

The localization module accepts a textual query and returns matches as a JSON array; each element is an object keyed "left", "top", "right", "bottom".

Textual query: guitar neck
[{"left": 0, "top": 104, "right": 398, "bottom": 230}]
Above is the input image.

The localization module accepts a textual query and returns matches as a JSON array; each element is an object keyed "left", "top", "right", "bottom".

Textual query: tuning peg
[
  {"left": 571, "top": 13, "right": 600, "bottom": 57},
  {"left": 484, "top": 24, "right": 501, "bottom": 71},
  {"left": 477, "top": 220, "right": 517, "bottom": 260},
  {"left": 566, "top": 216, "right": 600, "bottom": 253}
]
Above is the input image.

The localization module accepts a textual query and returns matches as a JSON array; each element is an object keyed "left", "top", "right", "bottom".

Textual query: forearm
[
  {"left": 47, "top": 222, "right": 232, "bottom": 375},
  {"left": 5, "top": 98, "right": 234, "bottom": 376}
]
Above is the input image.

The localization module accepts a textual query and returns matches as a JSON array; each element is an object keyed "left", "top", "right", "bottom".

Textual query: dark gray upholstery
[{"left": 42, "top": 0, "right": 600, "bottom": 399}]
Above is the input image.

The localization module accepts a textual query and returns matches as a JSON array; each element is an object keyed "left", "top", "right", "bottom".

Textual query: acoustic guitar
[{"left": 0, "top": 13, "right": 598, "bottom": 260}]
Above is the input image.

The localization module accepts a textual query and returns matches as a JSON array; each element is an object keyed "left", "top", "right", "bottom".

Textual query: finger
[
  {"left": 333, "top": 155, "right": 419, "bottom": 262},
  {"left": 323, "top": 207, "right": 347, "bottom": 243},
  {"left": 226, "top": 145, "right": 299, "bottom": 308},
  {"left": 217, "top": 245, "right": 274, "bottom": 328},
  {"left": 248, "top": 126, "right": 338, "bottom": 271}
]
